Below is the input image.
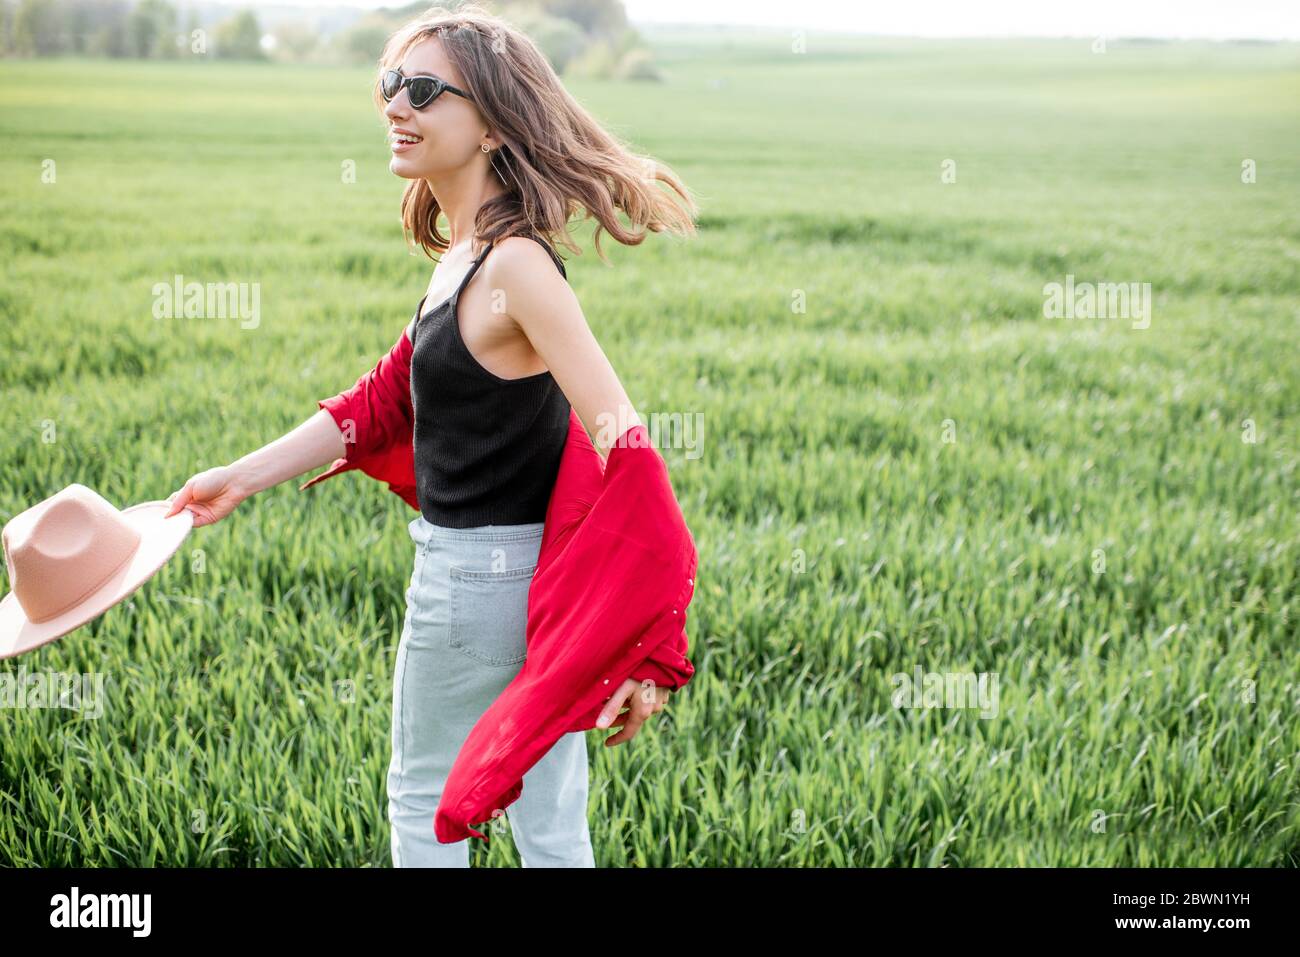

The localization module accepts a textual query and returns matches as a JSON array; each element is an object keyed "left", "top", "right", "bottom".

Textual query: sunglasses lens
[
  {"left": 407, "top": 77, "right": 437, "bottom": 108},
  {"left": 381, "top": 71, "right": 401, "bottom": 100}
]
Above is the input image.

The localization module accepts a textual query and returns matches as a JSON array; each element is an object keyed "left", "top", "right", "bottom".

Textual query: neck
[{"left": 425, "top": 164, "right": 506, "bottom": 252}]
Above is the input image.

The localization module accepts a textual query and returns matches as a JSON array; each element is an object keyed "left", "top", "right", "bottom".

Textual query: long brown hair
[{"left": 374, "top": 3, "right": 698, "bottom": 263}]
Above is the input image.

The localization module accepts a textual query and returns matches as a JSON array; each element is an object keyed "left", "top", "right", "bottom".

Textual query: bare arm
[
  {"left": 165, "top": 408, "right": 345, "bottom": 527},
  {"left": 227, "top": 408, "right": 345, "bottom": 497},
  {"left": 491, "top": 237, "right": 675, "bottom": 740},
  {"left": 486, "top": 238, "right": 642, "bottom": 462}
]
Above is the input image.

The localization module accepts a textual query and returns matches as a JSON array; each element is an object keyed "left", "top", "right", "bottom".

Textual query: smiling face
[{"left": 383, "top": 37, "right": 485, "bottom": 179}]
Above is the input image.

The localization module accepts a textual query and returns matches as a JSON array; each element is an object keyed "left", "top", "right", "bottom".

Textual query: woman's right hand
[{"left": 164, "top": 466, "right": 247, "bottom": 528}]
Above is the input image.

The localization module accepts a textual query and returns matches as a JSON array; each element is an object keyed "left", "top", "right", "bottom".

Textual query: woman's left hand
[{"left": 595, "top": 679, "right": 671, "bottom": 746}]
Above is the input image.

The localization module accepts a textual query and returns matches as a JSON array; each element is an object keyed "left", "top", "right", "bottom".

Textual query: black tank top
[{"left": 408, "top": 234, "right": 572, "bottom": 528}]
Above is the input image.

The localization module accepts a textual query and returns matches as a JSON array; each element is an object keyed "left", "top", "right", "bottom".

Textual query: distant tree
[
  {"left": 540, "top": 0, "right": 628, "bottom": 40},
  {"left": 499, "top": 0, "right": 655, "bottom": 78},
  {"left": 614, "top": 46, "right": 660, "bottom": 81},
  {"left": 178, "top": 7, "right": 203, "bottom": 58},
  {"left": 66, "top": 0, "right": 91, "bottom": 52},
  {"left": 504, "top": 7, "right": 587, "bottom": 74},
  {"left": 563, "top": 36, "right": 617, "bottom": 78},
  {"left": 127, "top": 0, "right": 176, "bottom": 58},
  {"left": 90, "top": 20, "right": 129, "bottom": 57},
  {"left": 14, "top": 0, "right": 63, "bottom": 55},
  {"left": 64, "top": 0, "right": 131, "bottom": 57},
  {"left": 272, "top": 19, "right": 318, "bottom": 61},
  {"left": 214, "top": 9, "right": 264, "bottom": 60},
  {"left": 339, "top": 22, "right": 388, "bottom": 64},
  {"left": 150, "top": 0, "right": 178, "bottom": 57}
]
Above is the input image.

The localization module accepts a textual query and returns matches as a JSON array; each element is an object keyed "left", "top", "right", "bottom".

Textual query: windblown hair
[{"left": 374, "top": 3, "right": 698, "bottom": 263}]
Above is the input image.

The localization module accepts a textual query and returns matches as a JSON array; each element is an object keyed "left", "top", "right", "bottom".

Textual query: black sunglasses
[{"left": 380, "top": 69, "right": 472, "bottom": 109}]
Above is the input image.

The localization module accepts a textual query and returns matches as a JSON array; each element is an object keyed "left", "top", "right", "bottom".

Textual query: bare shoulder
[
  {"left": 483, "top": 236, "right": 573, "bottom": 330},
  {"left": 485, "top": 235, "right": 565, "bottom": 290}
]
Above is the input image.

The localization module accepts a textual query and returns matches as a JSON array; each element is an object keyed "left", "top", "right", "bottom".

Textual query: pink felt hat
[{"left": 0, "top": 483, "right": 193, "bottom": 659}]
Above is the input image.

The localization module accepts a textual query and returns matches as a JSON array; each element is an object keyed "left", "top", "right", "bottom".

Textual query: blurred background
[
  {"left": 6, "top": 0, "right": 1296, "bottom": 66},
  {"left": 1, "top": 0, "right": 667, "bottom": 75},
  {"left": 1, "top": 1, "right": 1297, "bottom": 867}
]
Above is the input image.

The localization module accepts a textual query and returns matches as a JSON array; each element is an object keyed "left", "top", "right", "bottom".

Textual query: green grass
[{"left": 0, "top": 33, "right": 1297, "bottom": 866}]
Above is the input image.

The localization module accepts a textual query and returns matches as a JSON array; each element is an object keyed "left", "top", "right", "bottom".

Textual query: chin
[{"left": 389, "top": 158, "right": 423, "bottom": 179}]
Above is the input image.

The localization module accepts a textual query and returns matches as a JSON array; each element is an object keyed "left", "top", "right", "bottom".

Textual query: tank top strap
[
  {"left": 479, "top": 233, "right": 567, "bottom": 278},
  {"left": 452, "top": 234, "right": 565, "bottom": 303},
  {"left": 525, "top": 233, "right": 567, "bottom": 279},
  {"left": 454, "top": 240, "right": 495, "bottom": 296}
]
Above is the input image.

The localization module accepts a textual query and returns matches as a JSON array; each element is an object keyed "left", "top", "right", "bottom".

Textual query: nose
[{"left": 384, "top": 90, "right": 410, "bottom": 122}]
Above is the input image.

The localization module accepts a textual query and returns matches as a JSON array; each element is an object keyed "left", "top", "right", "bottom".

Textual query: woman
[{"left": 165, "top": 4, "right": 697, "bottom": 867}]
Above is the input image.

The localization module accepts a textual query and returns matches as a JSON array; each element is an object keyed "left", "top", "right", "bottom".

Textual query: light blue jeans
[{"left": 386, "top": 515, "right": 596, "bottom": 867}]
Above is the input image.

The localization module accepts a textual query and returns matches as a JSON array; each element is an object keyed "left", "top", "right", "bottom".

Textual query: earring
[{"left": 481, "top": 143, "right": 490, "bottom": 153}]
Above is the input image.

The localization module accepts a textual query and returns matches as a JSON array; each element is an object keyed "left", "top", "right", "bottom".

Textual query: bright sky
[
  {"left": 622, "top": 0, "right": 1300, "bottom": 39},
  {"left": 257, "top": 1, "right": 1300, "bottom": 40}
]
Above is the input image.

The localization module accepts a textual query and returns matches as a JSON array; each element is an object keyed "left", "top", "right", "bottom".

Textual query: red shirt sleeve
[
  {"left": 628, "top": 636, "right": 695, "bottom": 692},
  {"left": 299, "top": 327, "right": 420, "bottom": 510},
  {"left": 316, "top": 327, "right": 413, "bottom": 462}
]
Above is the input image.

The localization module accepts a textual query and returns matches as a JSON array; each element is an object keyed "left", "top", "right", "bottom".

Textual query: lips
[{"left": 390, "top": 128, "right": 423, "bottom": 153}]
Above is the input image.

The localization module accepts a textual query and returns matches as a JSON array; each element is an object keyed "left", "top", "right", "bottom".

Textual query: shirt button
[{"left": 603, "top": 679, "right": 609, "bottom": 684}]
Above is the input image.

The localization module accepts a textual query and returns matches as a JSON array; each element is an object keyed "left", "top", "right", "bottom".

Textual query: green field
[{"left": 1, "top": 32, "right": 1297, "bottom": 866}]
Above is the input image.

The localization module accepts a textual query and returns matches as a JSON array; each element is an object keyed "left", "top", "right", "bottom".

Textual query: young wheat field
[{"left": 1, "top": 32, "right": 1297, "bottom": 865}]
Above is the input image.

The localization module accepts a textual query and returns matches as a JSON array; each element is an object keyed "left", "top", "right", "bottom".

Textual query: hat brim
[{"left": 0, "top": 501, "right": 194, "bottom": 660}]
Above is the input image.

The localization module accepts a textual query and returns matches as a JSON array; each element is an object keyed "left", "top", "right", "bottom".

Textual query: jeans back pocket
[{"left": 447, "top": 562, "right": 536, "bottom": 666}]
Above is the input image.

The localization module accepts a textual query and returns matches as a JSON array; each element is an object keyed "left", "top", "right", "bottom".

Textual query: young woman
[{"left": 164, "top": 5, "right": 697, "bottom": 867}]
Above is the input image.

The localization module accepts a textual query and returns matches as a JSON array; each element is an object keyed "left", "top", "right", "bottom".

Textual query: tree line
[
  {"left": 1, "top": 0, "right": 664, "bottom": 77},
  {"left": 3, "top": 0, "right": 270, "bottom": 59}
]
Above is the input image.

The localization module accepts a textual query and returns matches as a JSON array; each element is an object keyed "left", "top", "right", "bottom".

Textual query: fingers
[
  {"left": 597, "top": 679, "right": 672, "bottom": 745},
  {"left": 638, "top": 680, "right": 670, "bottom": 709},
  {"left": 596, "top": 685, "right": 632, "bottom": 728},
  {"left": 603, "top": 706, "right": 647, "bottom": 747},
  {"left": 164, "top": 480, "right": 193, "bottom": 518}
]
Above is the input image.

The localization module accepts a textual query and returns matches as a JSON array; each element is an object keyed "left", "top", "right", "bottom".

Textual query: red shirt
[{"left": 299, "top": 327, "right": 698, "bottom": 841}]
